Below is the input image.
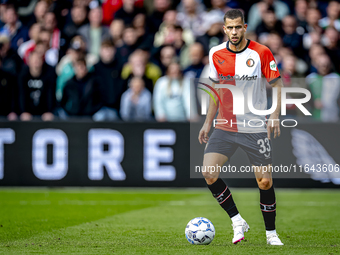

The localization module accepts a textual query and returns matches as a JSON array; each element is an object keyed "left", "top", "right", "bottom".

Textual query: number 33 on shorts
[{"left": 257, "top": 138, "right": 271, "bottom": 159}]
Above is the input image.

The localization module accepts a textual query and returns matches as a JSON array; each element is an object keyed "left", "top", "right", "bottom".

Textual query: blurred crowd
[{"left": 0, "top": 0, "right": 339, "bottom": 122}]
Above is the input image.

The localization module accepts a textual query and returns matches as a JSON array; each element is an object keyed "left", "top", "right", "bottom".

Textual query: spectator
[
  {"left": 122, "top": 49, "right": 162, "bottom": 85},
  {"left": 282, "top": 15, "right": 304, "bottom": 58},
  {"left": 60, "top": 57, "right": 102, "bottom": 118},
  {"left": 154, "top": 9, "right": 195, "bottom": 48},
  {"left": 153, "top": 61, "right": 197, "bottom": 122},
  {"left": 17, "top": 23, "right": 41, "bottom": 62},
  {"left": 78, "top": 6, "right": 109, "bottom": 57},
  {"left": 122, "top": 49, "right": 156, "bottom": 92},
  {"left": 0, "top": 56, "right": 18, "bottom": 120},
  {"left": 155, "top": 45, "right": 176, "bottom": 75},
  {"left": 294, "top": 0, "right": 308, "bottom": 31},
  {"left": 319, "top": 1, "right": 340, "bottom": 31},
  {"left": 93, "top": 39, "right": 124, "bottom": 121},
  {"left": 116, "top": 25, "right": 139, "bottom": 64},
  {"left": 247, "top": 0, "right": 290, "bottom": 32},
  {"left": 26, "top": 0, "right": 49, "bottom": 27},
  {"left": 265, "top": 33, "right": 283, "bottom": 62},
  {"left": 176, "top": 0, "right": 207, "bottom": 37},
  {"left": 154, "top": 9, "right": 176, "bottom": 47},
  {"left": 114, "top": 0, "right": 146, "bottom": 26},
  {"left": 21, "top": 28, "right": 59, "bottom": 67},
  {"left": 120, "top": 77, "right": 152, "bottom": 121},
  {"left": 308, "top": 43, "right": 326, "bottom": 74},
  {"left": 63, "top": 5, "right": 88, "bottom": 40},
  {"left": 323, "top": 26, "right": 340, "bottom": 73},
  {"left": 0, "top": 33, "right": 23, "bottom": 77},
  {"left": 255, "top": 5, "right": 284, "bottom": 45},
  {"left": 183, "top": 42, "right": 205, "bottom": 79},
  {"left": 43, "top": 11, "right": 68, "bottom": 55},
  {"left": 196, "top": 15, "right": 224, "bottom": 57},
  {"left": 306, "top": 54, "right": 340, "bottom": 122},
  {"left": 149, "top": 0, "right": 171, "bottom": 34},
  {"left": 202, "top": 0, "right": 228, "bottom": 34},
  {"left": 18, "top": 50, "right": 56, "bottom": 121},
  {"left": 172, "top": 25, "right": 191, "bottom": 69},
  {"left": 132, "top": 13, "right": 154, "bottom": 51},
  {"left": 32, "top": 40, "right": 48, "bottom": 59},
  {"left": 14, "top": 0, "right": 49, "bottom": 22},
  {"left": 20, "top": 27, "right": 44, "bottom": 62},
  {"left": 302, "top": 8, "right": 323, "bottom": 52},
  {"left": 56, "top": 35, "right": 98, "bottom": 101},
  {"left": 281, "top": 54, "right": 305, "bottom": 78},
  {"left": 210, "top": 0, "right": 229, "bottom": 14},
  {"left": 0, "top": 5, "right": 29, "bottom": 50},
  {"left": 0, "top": 1, "right": 7, "bottom": 28},
  {"left": 109, "top": 19, "right": 125, "bottom": 47},
  {"left": 303, "top": 30, "right": 322, "bottom": 52},
  {"left": 306, "top": 8, "right": 322, "bottom": 33},
  {"left": 41, "top": 29, "right": 62, "bottom": 67}
]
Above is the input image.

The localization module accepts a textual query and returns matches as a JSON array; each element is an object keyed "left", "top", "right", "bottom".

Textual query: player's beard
[{"left": 228, "top": 34, "right": 244, "bottom": 46}]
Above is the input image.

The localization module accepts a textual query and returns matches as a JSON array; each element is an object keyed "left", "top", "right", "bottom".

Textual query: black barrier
[{"left": 0, "top": 121, "right": 339, "bottom": 188}]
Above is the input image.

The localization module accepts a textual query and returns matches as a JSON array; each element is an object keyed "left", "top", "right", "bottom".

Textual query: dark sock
[
  {"left": 260, "top": 185, "right": 276, "bottom": 231},
  {"left": 207, "top": 178, "right": 239, "bottom": 218}
]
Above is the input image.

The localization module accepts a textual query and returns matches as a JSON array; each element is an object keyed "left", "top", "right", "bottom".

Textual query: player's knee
[
  {"left": 257, "top": 178, "right": 272, "bottom": 190},
  {"left": 204, "top": 177, "right": 218, "bottom": 185},
  {"left": 202, "top": 170, "right": 213, "bottom": 179},
  {"left": 201, "top": 171, "right": 217, "bottom": 184}
]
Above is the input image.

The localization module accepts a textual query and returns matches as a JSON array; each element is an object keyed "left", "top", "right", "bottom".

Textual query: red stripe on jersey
[
  {"left": 248, "top": 40, "right": 280, "bottom": 83},
  {"left": 212, "top": 48, "right": 238, "bottom": 132}
]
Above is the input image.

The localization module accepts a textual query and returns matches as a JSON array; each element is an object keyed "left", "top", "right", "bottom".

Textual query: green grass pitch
[{"left": 0, "top": 188, "right": 339, "bottom": 254}]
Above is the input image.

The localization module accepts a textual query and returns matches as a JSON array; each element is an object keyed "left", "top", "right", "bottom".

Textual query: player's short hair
[{"left": 224, "top": 9, "right": 244, "bottom": 24}]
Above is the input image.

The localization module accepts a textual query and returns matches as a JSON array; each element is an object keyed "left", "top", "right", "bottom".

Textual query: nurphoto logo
[{"left": 198, "top": 82, "right": 312, "bottom": 128}]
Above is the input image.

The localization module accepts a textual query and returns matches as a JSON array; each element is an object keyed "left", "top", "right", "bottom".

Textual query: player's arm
[
  {"left": 199, "top": 47, "right": 220, "bottom": 144},
  {"left": 267, "top": 78, "right": 283, "bottom": 140},
  {"left": 198, "top": 82, "right": 219, "bottom": 144},
  {"left": 261, "top": 46, "right": 282, "bottom": 140}
]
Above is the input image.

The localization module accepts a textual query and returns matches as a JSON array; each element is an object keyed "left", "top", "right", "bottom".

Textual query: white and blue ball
[{"left": 185, "top": 217, "right": 215, "bottom": 245}]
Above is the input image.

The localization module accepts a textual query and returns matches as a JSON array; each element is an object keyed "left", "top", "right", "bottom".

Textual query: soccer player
[{"left": 198, "top": 9, "right": 284, "bottom": 245}]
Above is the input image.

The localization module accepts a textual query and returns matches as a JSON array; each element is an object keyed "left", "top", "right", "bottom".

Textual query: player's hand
[
  {"left": 198, "top": 123, "right": 211, "bottom": 144},
  {"left": 267, "top": 117, "right": 280, "bottom": 140}
]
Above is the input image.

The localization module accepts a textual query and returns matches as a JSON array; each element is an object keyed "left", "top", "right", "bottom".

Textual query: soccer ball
[{"left": 185, "top": 217, "right": 215, "bottom": 245}]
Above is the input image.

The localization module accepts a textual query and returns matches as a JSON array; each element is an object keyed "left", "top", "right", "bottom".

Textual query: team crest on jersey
[{"left": 246, "top": 58, "right": 255, "bottom": 67}]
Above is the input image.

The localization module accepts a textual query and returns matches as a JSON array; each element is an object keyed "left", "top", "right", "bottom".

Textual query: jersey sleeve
[
  {"left": 261, "top": 46, "right": 281, "bottom": 84},
  {"left": 208, "top": 48, "right": 219, "bottom": 83}
]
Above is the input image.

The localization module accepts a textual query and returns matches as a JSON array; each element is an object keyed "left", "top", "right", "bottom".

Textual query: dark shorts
[{"left": 204, "top": 129, "right": 272, "bottom": 166}]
